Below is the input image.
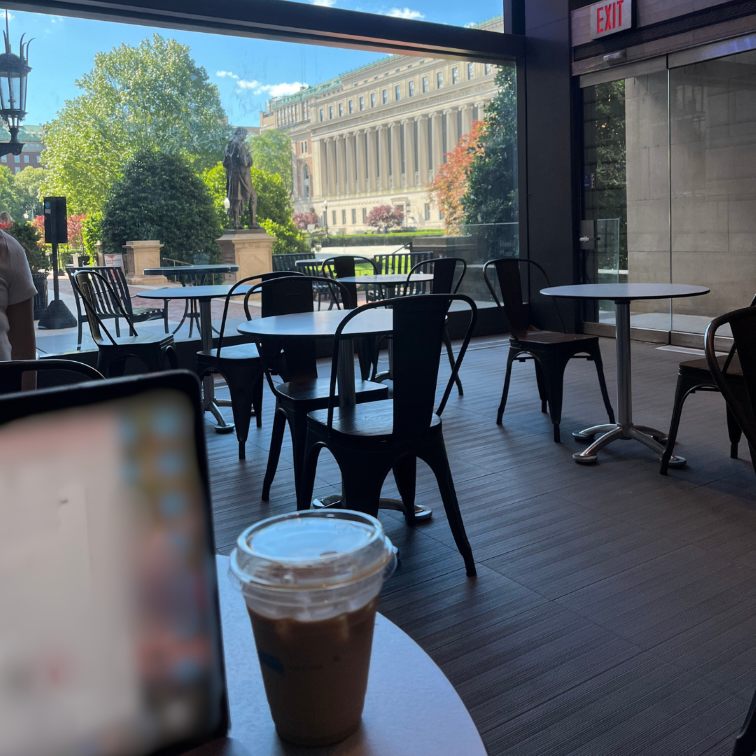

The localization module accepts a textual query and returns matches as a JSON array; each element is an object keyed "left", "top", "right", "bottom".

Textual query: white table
[{"left": 216, "top": 556, "right": 487, "bottom": 756}]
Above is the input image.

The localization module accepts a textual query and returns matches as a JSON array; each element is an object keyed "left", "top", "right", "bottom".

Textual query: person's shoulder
[{"left": 0, "top": 229, "right": 24, "bottom": 255}]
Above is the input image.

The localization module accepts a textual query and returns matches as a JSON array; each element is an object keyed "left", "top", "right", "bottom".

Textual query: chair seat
[
  {"left": 197, "top": 343, "right": 260, "bottom": 362},
  {"left": 102, "top": 333, "right": 174, "bottom": 348},
  {"left": 679, "top": 354, "right": 742, "bottom": 378},
  {"left": 308, "top": 399, "right": 441, "bottom": 440},
  {"left": 277, "top": 377, "right": 387, "bottom": 410},
  {"left": 512, "top": 331, "right": 599, "bottom": 347}
]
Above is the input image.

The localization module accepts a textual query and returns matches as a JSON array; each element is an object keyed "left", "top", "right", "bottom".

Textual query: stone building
[
  {"left": 0, "top": 125, "right": 45, "bottom": 175},
  {"left": 259, "top": 17, "right": 502, "bottom": 233}
]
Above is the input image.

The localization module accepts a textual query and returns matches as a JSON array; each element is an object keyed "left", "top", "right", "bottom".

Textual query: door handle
[{"left": 579, "top": 236, "right": 590, "bottom": 243}]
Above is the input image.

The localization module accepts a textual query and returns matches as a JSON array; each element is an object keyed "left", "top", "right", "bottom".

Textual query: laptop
[{"left": 0, "top": 371, "right": 248, "bottom": 756}]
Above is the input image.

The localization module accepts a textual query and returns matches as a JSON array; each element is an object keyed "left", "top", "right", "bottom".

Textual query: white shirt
[{"left": 0, "top": 229, "right": 37, "bottom": 361}]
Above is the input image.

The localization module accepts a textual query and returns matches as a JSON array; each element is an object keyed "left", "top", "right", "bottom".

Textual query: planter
[{"left": 31, "top": 271, "right": 49, "bottom": 321}]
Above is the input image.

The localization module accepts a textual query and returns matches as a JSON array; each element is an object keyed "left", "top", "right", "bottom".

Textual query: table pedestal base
[
  {"left": 572, "top": 423, "right": 686, "bottom": 467},
  {"left": 312, "top": 494, "right": 433, "bottom": 520}
]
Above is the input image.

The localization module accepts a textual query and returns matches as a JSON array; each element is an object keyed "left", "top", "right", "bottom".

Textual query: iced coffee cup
[{"left": 228, "top": 510, "right": 396, "bottom": 747}]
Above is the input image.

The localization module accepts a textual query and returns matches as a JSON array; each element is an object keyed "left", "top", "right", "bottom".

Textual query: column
[
  {"left": 390, "top": 122, "right": 403, "bottom": 189},
  {"left": 326, "top": 138, "right": 336, "bottom": 196},
  {"left": 337, "top": 136, "right": 347, "bottom": 196},
  {"left": 460, "top": 104, "right": 473, "bottom": 136},
  {"left": 378, "top": 125, "right": 389, "bottom": 191},
  {"left": 402, "top": 119, "right": 415, "bottom": 189},
  {"left": 447, "top": 108, "right": 459, "bottom": 150},
  {"left": 345, "top": 133, "right": 355, "bottom": 196},
  {"left": 356, "top": 130, "right": 366, "bottom": 194},
  {"left": 431, "top": 112, "right": 443, "bottom": 174},
  {"left": 317, "top": 139, "right": 328, "bottom": 197},
  {"left": 417, "top": 115, "right": 429, "bottom": 186},
  {"left": 474, "top": 101, "right": 486, "bottom": 124},
  {"left": 366, "top": 127, "right": 378, "bottom": 193}
]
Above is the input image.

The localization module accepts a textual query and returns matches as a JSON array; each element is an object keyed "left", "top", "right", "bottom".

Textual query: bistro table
[
  {"left": 238, "top": 309, "right": 431, "bottom": 519},
  {"left": 139, "top": 285, "right": 250, "bottom": 434},
  {"left": 338, "top": 273, "right": 434, "bottom": 296},
  {"left": 541, "top": 283, "right": 710, "bottom": 465},
  {"left": 144, "top": 264, "right": 240, "bottom": 336},
  {"left": 216, "top": 556, "right": 487, "bottom": 756}
]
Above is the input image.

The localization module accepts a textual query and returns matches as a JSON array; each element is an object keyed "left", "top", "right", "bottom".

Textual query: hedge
[{"left": 320, "top": 230, "right": 445, "bottom": 248}]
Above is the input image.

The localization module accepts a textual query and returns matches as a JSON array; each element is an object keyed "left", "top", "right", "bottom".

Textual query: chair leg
[
  {"left": 114, "top": 317, "right": 121, "bottom": 338},
  {"left": 660, "top": 373, "right": 693, "bottom": 475},
  {"left": 443, "top": 326, "right": 463, "bottom": 396},
  {"left": 252, "top": 372, "right": 264, "bottom": 429},
  {"left": 590, "top": 344, "right": 616, "bottom": 424},
  {"left": 496, "top": 347, "right": 518, "bottom": 425},
  {"left": 298, "top": 429, "right": 323, "bottom": 511},
  {"left": 161, "top": 344, "right": 178, "bottom": 370},
  {"left": 418, "top": 434, "right": 476, "bottom": 577},
  {"left": 333, "top": 447, "right": 390, "bottom": 518},
  {"left": 262, "top": 406, "right": 287, "bottom": 501},
  {"left": 222, "top": 366, "right": 257, "bottom": 461},
  {"left": 534, "top": 360, "right": 548, "bottom": 413},
  {"left": 163, "top": 300, "right": 169, "bottom": 334},
  {"left": 393, "top": 454, "right": 417, "bottom": 526},
  {"left": 287, "top": 411, "right": 311, "bottom": 502},
  {"left": 357, "top": 336, "right": 374, "bottom": 382},
  {"left": 727, "top": 404, "right": 742, "bottom": 460},
  {"left": 77, "top": 319, "right": 83, "bottom": 348},
  {"left": 541, "top": 355, "right": 567, "bottom": 443}
]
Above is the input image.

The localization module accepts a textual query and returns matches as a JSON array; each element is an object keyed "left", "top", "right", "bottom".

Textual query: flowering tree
[
  {"left": 32, "top": 213, "right": 88, "bottom": 248},
  {"left": 365, "top": 205, "right": 404, "bottom": 232},
  {"left": 427, "top": 121, "right": 485, "bottom": 234},
  {"left": 293, "top": 211, "right": 319, "bottom": 231}
]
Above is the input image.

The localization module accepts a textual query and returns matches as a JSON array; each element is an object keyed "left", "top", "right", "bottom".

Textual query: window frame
[{"left": 422, "top": 76, "right": 429, "bottom": 93}]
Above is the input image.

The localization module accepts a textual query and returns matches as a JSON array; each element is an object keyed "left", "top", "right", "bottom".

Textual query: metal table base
[
  {"left": 572, "top": 301, "right": 686, "bottom": 467},
  {"left": 199, "top": 299, "right": 235, "bottom": 435}
]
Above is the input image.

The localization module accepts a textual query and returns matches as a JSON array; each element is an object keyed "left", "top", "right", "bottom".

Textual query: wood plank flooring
[{"left": 206, "top": 335, "right": 756, "bottom": 755}]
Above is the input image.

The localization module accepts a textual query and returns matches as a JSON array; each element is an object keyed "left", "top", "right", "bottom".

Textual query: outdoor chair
[
  {"left": 0, "top": 358, "right": 103, "bottom": 396},
  {"left": 272, "top": 252, "right": 315, "bottom": 272},
  {"left": 706, "top": 306, "right": 756, "bottom": 472},
  {"left": 66, "top": 265, "right": 168, "bottom": 347},
  {"left": 195, "top": 271, "right": 298, "bottom": 460},
  {"left": 484, "top": 258, "right": 614, "bottom": 443},
  {"left": 299, "top": 294, "right": 478, "bottom": 577},
  {"left": 659, "top": 296, "right": 755, "bottom": 474},
  {"left": 71, "top": 269, "right": 178, "bottom": 377},
  {"left": 246, "top": 275, "right": 388, "bottom": 502},
  {"left": 732, "top": 688, "right": 756, "bottom": 756},
  {"left": 297, "top": 260, "right": 334, "bottom": 309},
  {"left": 374, "top": 249, "right": 434, "bottom": 294}
]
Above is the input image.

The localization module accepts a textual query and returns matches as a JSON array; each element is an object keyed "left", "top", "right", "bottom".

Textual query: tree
[
  {"left": 7, "top": 220, "right": 47, "bottom": 272},
  {"left": 0, "top": 166, "right": 18, "bottom": 219},
  {"left": 427, "top": 121, "right": 485, "bottom": 234},
  {"left": 13, "top": 167, "right": 44, "bottom": 219},
  {"left": 463, "top": 66, "right": 518, "bottom": 226},
  {"left": 42, "top": 34, "right": 230, "bottom": 215},
  {"left": 101, "top": 150, "right": 222, "bottom": 264},
  {"left": 248, "top": 130, "right": 294, "bottom": 196},
  {"left": 293, "top": 211, "right": 319, "bottom": 230},
  {"left": 366, "top": 205, "right": 404, "bottom": 232}
]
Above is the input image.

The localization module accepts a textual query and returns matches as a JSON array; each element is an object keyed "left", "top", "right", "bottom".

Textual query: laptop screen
[{"left": 0, "top": 384, "right": 225, "bottom": 756}]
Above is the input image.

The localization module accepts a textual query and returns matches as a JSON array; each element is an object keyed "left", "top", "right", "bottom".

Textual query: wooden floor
[{"left": 206, "top": 335, "right": 756, "bottom": 756}]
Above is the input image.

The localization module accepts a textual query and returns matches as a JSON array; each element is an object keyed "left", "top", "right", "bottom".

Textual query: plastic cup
[{"left": 228, "top": 510, "right": 396, "bottom": 747}]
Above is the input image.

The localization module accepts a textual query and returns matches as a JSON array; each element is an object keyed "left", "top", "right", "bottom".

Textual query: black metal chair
[
  {"left": 732, "top": 689, "right": 756, "bottom": 756},
  {"left": 406, "top": 257, "right": 467, "bottom": 396},
  {"left": 247, "top": 275, "right": 389, "bottom": 502},
  {"left": 71, "top": 269, "right": 178, "bottom": 377},
  {"left": 373, "top": 249, "right": 434, "bottom": 294},
  {"left": 706, "top": 306, "right": 756, "bottom": 471},
  {"left": 0, "top": 358, "right": 104, "bottom": 396},
  {"left": 195, "top": 272, "right": 299, "bottom": 460},
  {"left": 299, "top": 294, "right": 478, "bottom": 577},
  {"left": 297, "top": 260, "right": 334, "bottom": 309},
  {"left": 66, "top": 265, "right": 167, "bottom": 347},
  {"left": 272, "top": 252, "right": 315, "bottom": 272},
  {"left": 483, "top": 258, "right": 615, "bottom": 443}
]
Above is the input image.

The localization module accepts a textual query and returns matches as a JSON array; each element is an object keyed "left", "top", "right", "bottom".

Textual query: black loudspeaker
[{"left": 43, "top": 196, "right": 67, "bottom": 244}]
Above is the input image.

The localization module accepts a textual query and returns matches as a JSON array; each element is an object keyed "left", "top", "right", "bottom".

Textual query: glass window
[
  {"left": 436, "top": 72, "right": 443, "bottom": 89},
  {"left": 348, "top": 99, "right": 353, "bottom": 113},
  {"left": 409, "top": 80, "right": 414, "bottom": 97},
  {"left": 13, "top": 156, "right": 19, "bottom": 163},
  {"left": 36, "top": 156, "right": 41, "bottom": 163},
  {"left": 359, "top": 96, "right": 364, "bottom": 111},
  {"left": 362, "top": 207, "right": 367, "bottom": 222},
  {"left": 1, "top": 156, "right": 5, "bottom": 163},
  {"left": 351, "top": 208, "right": 356, "bottom": 224},
  {"left": 24, "top": 155, "right": 29, "bottom": 163},
  {"left": 422, "top": 76, "right": 428, "bottom": 93},
  {"left": 485, "top": 64, "right": 492, "bottom": 75},
  {"left": 371, "top": 93, "right": 376, "bottom": 107},
  {"left": 424, "top": 203, "right": 430, "bottom": 220},
  {"left": 338, "top": 103, "right": 343, "bottom": 116},
  {"left": 329, "top": 106, "right": 334, "bottom": 119},
  {"left": 468, "top": 62, "right": 474, "bottom": 79},
  {"left": 382, "top": 89, "right": 388, "bottom": 104},
  {"left": 332, "top": 210, "right": 337, "bottom": 225},
  {"left": 320, "top": 108, "right": 324, "bottom": 122},
  {"left": 395, "top": 84, "right": 400, "bottom": 101},
  {"left": 452, "top": 67, "right": 458, "bottom": 84}
]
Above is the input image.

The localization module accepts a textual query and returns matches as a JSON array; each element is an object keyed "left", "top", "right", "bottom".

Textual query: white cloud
[
  {"left": 464, "top": 21, "right": 476, "bottom": 27},
  {"left": 49, "top": 15, "right": 64, "bottom": 23},
  {"left": 237, "top": 80, "right": 308, "bottom": 97},
  {"left": 313, "top": 0, "right": 336, "bottom": 7},
  {"left": 216, "top": 70, "right": 239, "bottom": 79},
  {"left": 386, "top": 7, "right": 424, "bottom": 19}
]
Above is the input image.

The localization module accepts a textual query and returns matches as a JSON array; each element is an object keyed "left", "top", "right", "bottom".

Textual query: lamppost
[
  {"left": 0, "top": 14, "right": 31, "bottom": 158},
  {"left": 323, "top": 199, "right": 329, "bottom": 237}
]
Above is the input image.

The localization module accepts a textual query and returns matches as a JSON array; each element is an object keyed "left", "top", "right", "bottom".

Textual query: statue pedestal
[
  {"left": 123, "top": 240, "right": 167, "bottom": 284},
  {"left": 216, "top": 228, "right": 274, "bottom": 284}
]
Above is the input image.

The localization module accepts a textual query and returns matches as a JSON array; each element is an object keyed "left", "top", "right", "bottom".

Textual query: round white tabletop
[
  {"left": 238, "top": 309, "right": 393, "bottom": 339},
  {"left": 338, "top": 274, "right": 434, "bottom": 285},
  {"left": 541, "top": 283, "right": 710, "bottom": 301},
  {"left": 216, "top": 556, "right": 486, "bottom": 756}
]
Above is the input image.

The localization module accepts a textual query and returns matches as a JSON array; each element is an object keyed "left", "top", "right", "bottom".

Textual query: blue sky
[{"left": 5, "top": 4, "right": 500, "bottom": 128}]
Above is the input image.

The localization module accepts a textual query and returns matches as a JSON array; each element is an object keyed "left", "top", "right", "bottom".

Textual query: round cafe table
[
  {"left": 139, "top": 285, "right": 250, "bottom": 433},
  {"left": 338, "top": 273, "right": 434, "bottom": 295},
  {"left": 541, "top": 283, "right": 709, "bottom": 465},
  {"left": 238, "top": 309, "right": 431, "bottom": 519}
]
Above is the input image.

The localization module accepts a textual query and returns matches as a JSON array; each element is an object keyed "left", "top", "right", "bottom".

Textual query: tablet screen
[{"left": 0, "top": 388, "right": 223, "bottom": 756}]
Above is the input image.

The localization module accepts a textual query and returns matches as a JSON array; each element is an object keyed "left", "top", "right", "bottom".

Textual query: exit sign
[{"left": 590, "top": 0, "right": 632, "bottom": 40}]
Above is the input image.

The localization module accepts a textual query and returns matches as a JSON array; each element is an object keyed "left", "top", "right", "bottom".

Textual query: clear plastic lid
[{"left": 228, "top": 510, "right": 395, "bottom": 591}]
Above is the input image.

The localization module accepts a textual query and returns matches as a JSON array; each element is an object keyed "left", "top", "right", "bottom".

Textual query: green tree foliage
[
  {"left": 7, "top": 220, "right": 47, "bottom": 272},
  {"left": 0, "top": 166, "right": 19, "bottom": 219},
  {"left": 463, "top": 66, "right": 518, "bottom": 225},
  {"left": 82, "top": 212, "right": 102, "bottom": 262},
  {"left": 42, "top": 34, "right": 231, "bottom": 215},
  {"left": 247, "top": 130, "right": 294, "bottom": 196},
  {"left": 201, "top": 162, "right": 307, "bottom": 255},
  {"left": 101, "top": 150, "right": 222, "bottom": 264},
  {"left": 13, "top": 167, "right": 45, "bottom": 219}
]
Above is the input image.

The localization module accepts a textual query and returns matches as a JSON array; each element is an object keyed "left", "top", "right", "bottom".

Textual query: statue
[{"left": 223, "top": 127, "right": 259, "bottom": 230}]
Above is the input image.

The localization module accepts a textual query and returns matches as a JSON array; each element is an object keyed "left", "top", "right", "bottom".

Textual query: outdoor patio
[{"left": 205, "top": 334, "right": 756, "bottom": 756}]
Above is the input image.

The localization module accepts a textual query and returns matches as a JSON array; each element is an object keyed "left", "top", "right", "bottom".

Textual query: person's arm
[{"left": 7, "top": 296, "right": 36, "bottom": 389}]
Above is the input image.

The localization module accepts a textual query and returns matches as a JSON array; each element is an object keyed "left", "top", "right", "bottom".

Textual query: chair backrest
[
  {"left": 67, "top": 265, "right": 134, "bottom": 320},
  {"left": 0, "top": 359, "right": 104, "bottom": 395},
  {"left": 732, "top": 689, "right": 756, "bottom": 756},
  {"left": 272, "top": 252, "right": 315, "bottom": 272},
  {"left": 706, "top": 306, "right": 756, "bottom": 464},
  {"left": 249, "top": 276, "right": 348, "bottom": 384},
  {"left": 72, "top": 270, "right": 137, "bottom": 345},
  {"left": 407, "top": 257, "right": 467, "bottom": 295},
  {"left": 320, "top": 255, "right": 379, "bottom": 309},
  {"left": 483, "top": 258, "right": 565, "bottom": 340},
  {"left": 328, "top": 294, "right": 477, "bottom": 441}
]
